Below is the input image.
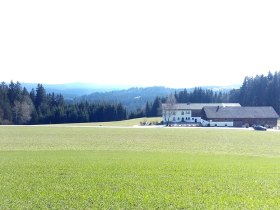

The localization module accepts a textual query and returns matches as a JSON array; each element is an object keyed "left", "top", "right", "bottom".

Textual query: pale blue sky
[{"left": 1, "top": 0, "right": 280, "bottom": 88}]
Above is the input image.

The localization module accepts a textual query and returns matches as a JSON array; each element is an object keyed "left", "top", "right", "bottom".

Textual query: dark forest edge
[
  {"left": 0, "top": 83, "right": 128, "bottom": 125},
  {"left": 1, "top": 71, "right": 280, "bottom": 125}
]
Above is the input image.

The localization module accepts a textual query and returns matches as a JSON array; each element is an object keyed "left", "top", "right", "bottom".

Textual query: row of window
[
  {"left": 173, "top": 117, "right": 195, "bottom": 121},
  {"left": 172, "top": 111, "right": 191, "bottom": 115},
  {"left": 214, "top": 124, "right": 228, "bottom": 126}
]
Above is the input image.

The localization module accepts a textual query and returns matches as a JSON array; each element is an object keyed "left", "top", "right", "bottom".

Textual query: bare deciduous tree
[
  {"left": 163, "top": 93, "right": 176, "bottom": 125},
  {"left": 13, "top": 96, "right": 34, "bottom": 124}
]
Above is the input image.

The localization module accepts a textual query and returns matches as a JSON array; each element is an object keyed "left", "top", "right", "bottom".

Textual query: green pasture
[
  {"left": 1, "top": 125, "right": 280, "bottom": 209},
  {"left": 54, "top": 117, "right": 162, "bottom": 127}
]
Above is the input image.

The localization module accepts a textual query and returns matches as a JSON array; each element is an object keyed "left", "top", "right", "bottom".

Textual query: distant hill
[
  {"left": 75, "top": 86, "right": 180, "bottom": 112},
  {"left": 199, "top": 84, "right": 241, "bottom": 92},
  {"left": 21, "top": 83, "right": 130, "bottom": 100},
  {"left": 75, "top": 84, "right": 241, "bottom": 112},
  {"left": 20, "top": 82, "right": 241, "bottom": 111}
]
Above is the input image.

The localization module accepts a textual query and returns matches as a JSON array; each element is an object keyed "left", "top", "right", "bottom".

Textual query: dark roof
[
  {"left": 162, "top": 103, "right": 241, "bottom": 110},
  {"left": 204, "top": 106, "right": 279, "bottom": 119}
]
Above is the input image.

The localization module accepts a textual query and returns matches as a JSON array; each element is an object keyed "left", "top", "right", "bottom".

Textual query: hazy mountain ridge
[
  {"left": 75, "top": 86, "right": 178, "bottom": 112},
  {"left": 75, "top": 84, "right": 241, "bottom": 112},
  {"left": 21, "top": 83, "right": 131, "bottom": 100},
  {"left": 20, "top": 83, "right": 241, "bottom": 111}
]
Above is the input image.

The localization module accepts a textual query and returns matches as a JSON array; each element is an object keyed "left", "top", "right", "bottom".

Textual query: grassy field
[
  {"left": 1, "top": 126, "right": 280, "bottom": 209},
  {"left": 53, "top": 117, "right": 162, "bottom": 127}
]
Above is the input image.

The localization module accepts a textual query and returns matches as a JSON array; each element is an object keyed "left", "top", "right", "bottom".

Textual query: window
[
  {"left": 181, "top": 111, "right": 184, "bottom": 115},
  {"left": 173, "top": 117, "right": 176, "bottom": 121},
  {"left": 177, "top": 117, "right": 180, "bottom": 120},
  {"left": 225, "top": 124, "right": 227, "bottom": 127},
  {"left": 173, "top": 112, "right": 176, "bottom": 115}
]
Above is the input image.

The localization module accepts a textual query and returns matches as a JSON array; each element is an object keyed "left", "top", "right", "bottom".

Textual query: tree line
[
  {"left": 0, "top": 82, "right": 127, "bottom": 125},
  {"left": 173, "top": 87, "right": 231, "bottom": 103},
  {"left": 166, "top": 71, "right": 280, "bottom": 115},
  {"left": 238, "top": 71, "right": 280, "bottom": 114}
]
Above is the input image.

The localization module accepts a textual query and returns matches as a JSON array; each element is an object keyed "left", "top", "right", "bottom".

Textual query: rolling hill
[{"left": 20, "top": 83, "right": 240, "bottom": 112}]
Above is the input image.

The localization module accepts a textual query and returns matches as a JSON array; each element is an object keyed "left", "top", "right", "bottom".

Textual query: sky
[{"left": 1, "top": 0, "right": 280, "bottom": 88}]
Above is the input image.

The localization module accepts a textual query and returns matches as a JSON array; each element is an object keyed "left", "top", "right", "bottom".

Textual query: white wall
[
  {"left": 163, "top": 110, "right": 202, "bottom": 123},
  {"left": 209, "top": 121, "right": 233, "bottom": 127},
  {"left": 162, "top": 109, "right": 234, "bottom": 127}
]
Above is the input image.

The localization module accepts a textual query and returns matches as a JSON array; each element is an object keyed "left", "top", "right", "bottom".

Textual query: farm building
[
  {"left": 202, "top": 106, "right": 279, "bottom": 128},
  {"left": 162, "top": 103, "right": 279, "bottom": 127},
  {"left": 162, "top": 103, "right": 241, "bottom": 126}
]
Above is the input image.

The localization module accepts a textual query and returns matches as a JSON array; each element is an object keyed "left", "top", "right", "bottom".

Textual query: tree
[
  {"left": 145, "top": 102, "right": 152, "bottom": 117},
  {"left": 151, "top": 97, "right": 161, "bottom": 116},
  {"left": 13, "top": 99, "right": 33, "bottom": 124},
  {"left": 0, "top": 82, "right": 12, "bottom": 124},
  {"left": 8, "top": 81, "right": 22, "bottom": 103},
  {"left": 0, "top": 107, "right": 4, "bottom": 124},
  {"left": 116, "top": 103, "right": 127, "bottom": 120},
  {"left": 29, "top": 88, "right": 36, "bottom": 104},
  {"left": 35, "top": 84, "right": 47, "bottom": 109},
  {"left": 163, "top": 93, "right": 176, "bottom": 125}
]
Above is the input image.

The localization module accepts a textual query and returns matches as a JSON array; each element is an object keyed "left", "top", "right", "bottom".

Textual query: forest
[
  {"left": 0, "top": 82, "right": 127, "bottom": 124},
  {"left": 0, "top": 71, "right": 280, "bottom": 124},
  {"left": 171, "top": 71, "right": 280, "bottom": 115}
]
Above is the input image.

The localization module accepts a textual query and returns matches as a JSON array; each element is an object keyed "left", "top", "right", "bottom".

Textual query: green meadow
[
  {"left": 53, "top": 117, "right": 162, "bottom": 127},
  {"left": 1, "top": 125, "right": 280, "bottom": 209}
]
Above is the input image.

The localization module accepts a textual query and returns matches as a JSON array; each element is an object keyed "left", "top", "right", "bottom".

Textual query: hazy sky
[{"left": 1, "top": 0, "right": 280, "bottom": 88}]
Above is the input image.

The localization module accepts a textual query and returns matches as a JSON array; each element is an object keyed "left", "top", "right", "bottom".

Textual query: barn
[
  {"left": 162, "top": 103, "right": 279, "bottom": 128},
  {"left": 202, "top": 106, "right": 279, "bottom": 128}
]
